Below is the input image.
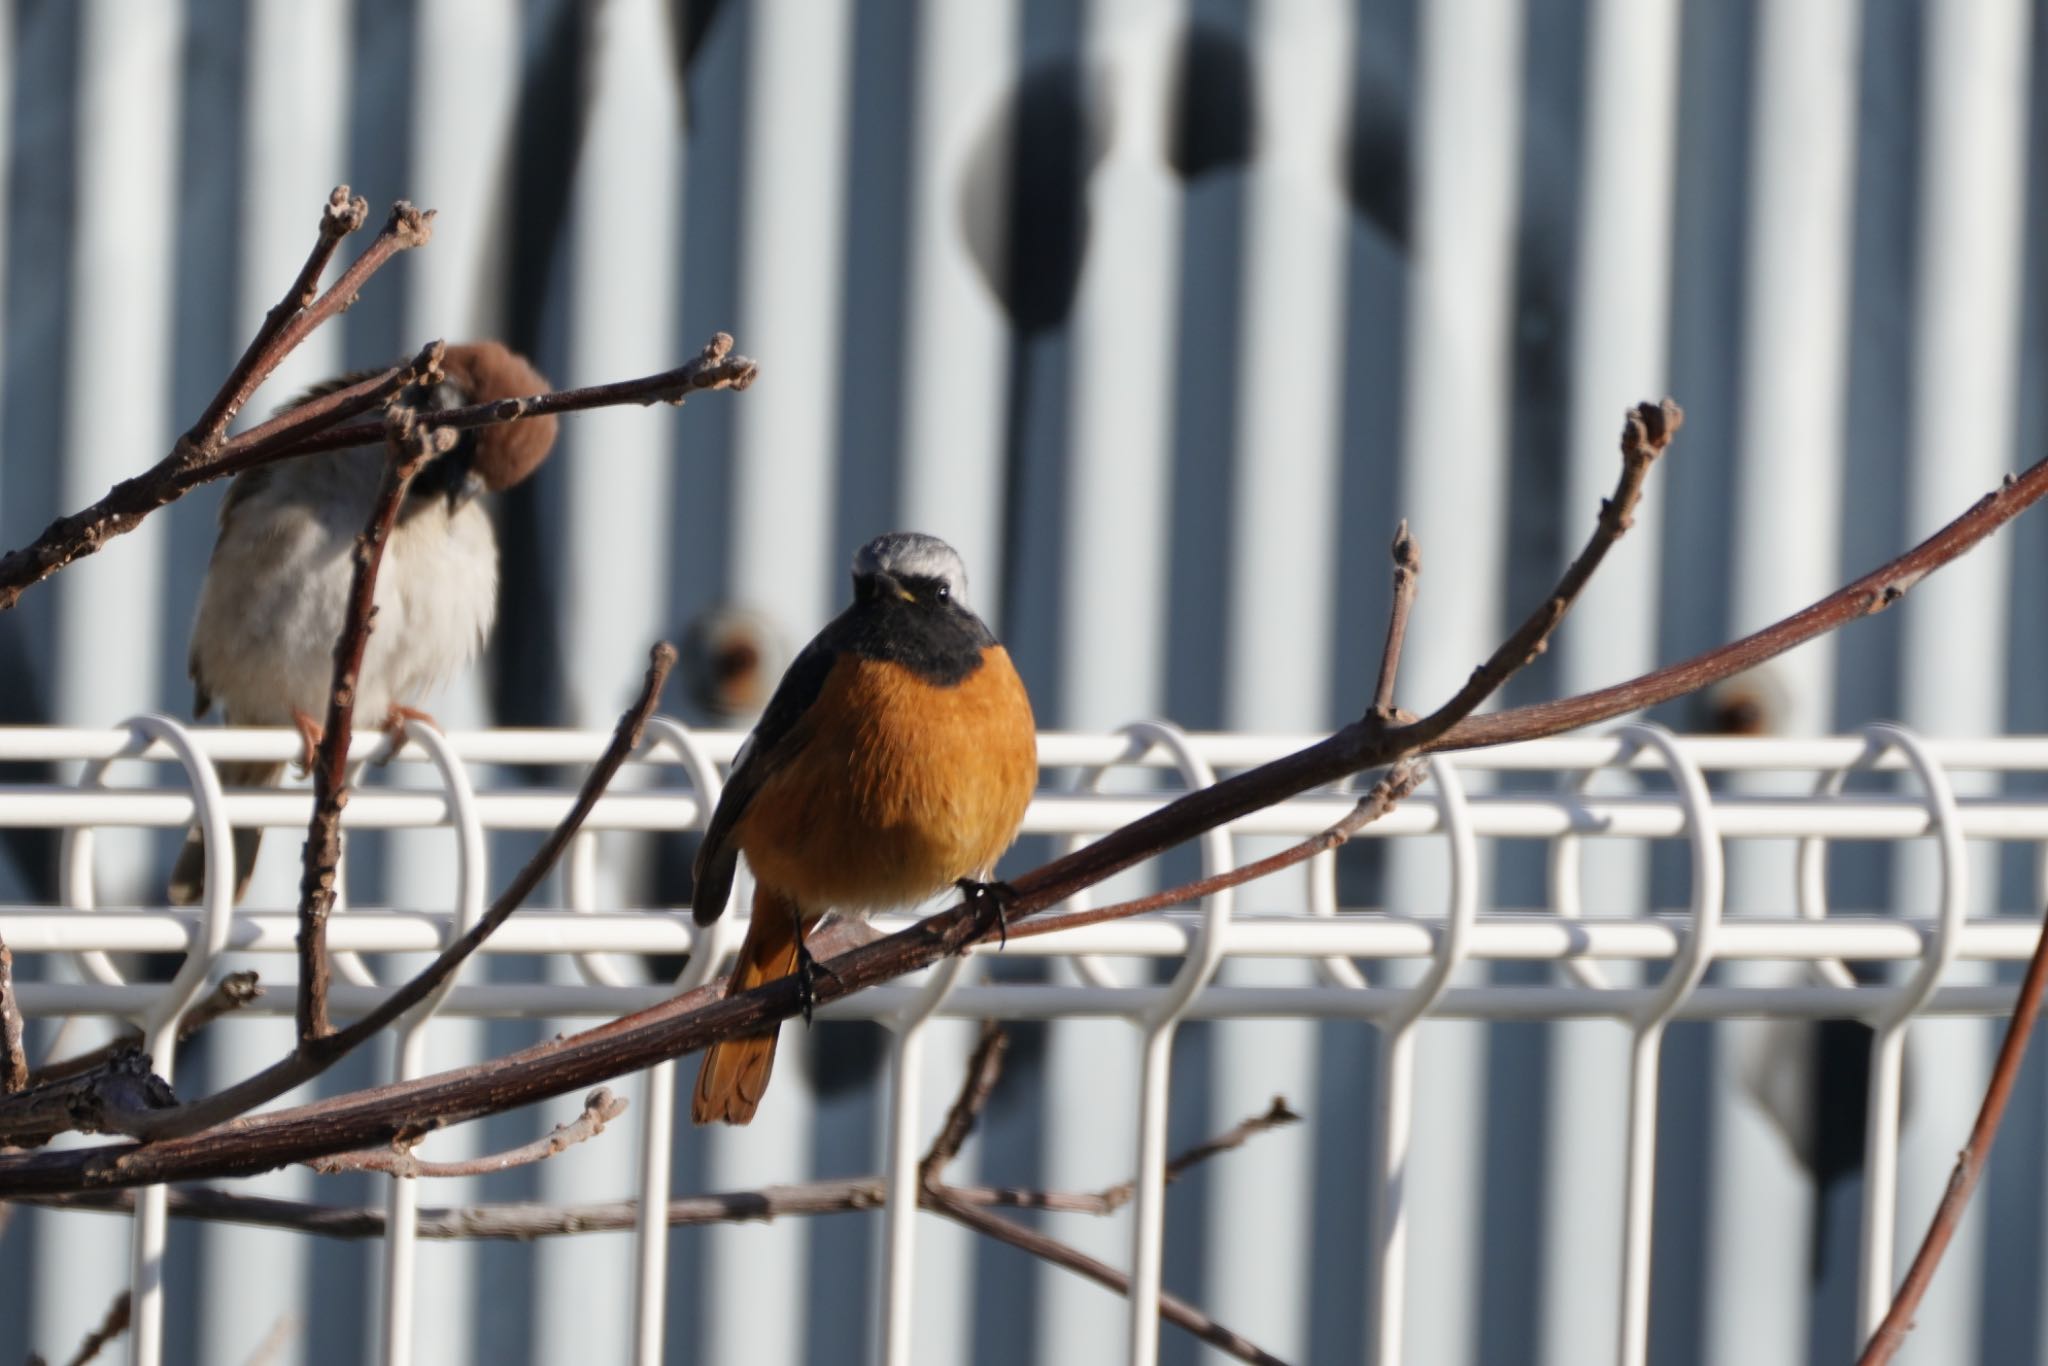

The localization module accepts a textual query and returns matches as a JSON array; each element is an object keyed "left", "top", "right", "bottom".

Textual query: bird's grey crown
[{"left": 854, "top": 531, "right": 970, "bottom": 607}]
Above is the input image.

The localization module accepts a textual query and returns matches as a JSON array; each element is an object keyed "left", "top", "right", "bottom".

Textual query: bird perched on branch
[
  {"left": 168, "top": 341, "right": 558, "bottom": 907},
  {"left": 691, "top": 532, "right": 1038, "bottom": 1125}
]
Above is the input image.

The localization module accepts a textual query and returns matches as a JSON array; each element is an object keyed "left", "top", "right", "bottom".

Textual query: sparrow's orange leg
[
  {"left": 290, "top": 709, "right": 324, "bottom": 776},
  {"left": 385, "top": 703, "right": 438, "bottom": 731},
  {"left": 377, "top": 704, "right": 439, "bottom": 764}
]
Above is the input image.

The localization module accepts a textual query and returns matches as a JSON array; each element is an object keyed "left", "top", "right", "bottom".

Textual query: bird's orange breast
[{"left": 733, "top": 648, "right": 1037, "bottom": 914}]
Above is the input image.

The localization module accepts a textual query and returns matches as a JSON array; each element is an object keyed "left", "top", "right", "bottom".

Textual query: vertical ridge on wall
[
  {"left": 1712, "top": 5, "right": 1864, "bottom": 1365},
  {"left": 1035, "top": 1, "right": 1183, "bottom": 1361},
  {"left": 700, "top": 3, "right": 857, "bottom": 1364},
  {"left": 1200, "top": 2, "right": 1353, "bottom": 1360},
  {"left": 1539, "top": 4, "right": 1681, "bottom": 1363},
  {"left": 1889, "top": 3, "right": 2033, "bottom": 1362},
  {"left": 396, "top": 5, "right": 524, "bottom": 1364},
  {"left": 44, "top": 5, "right": 184, "bottom": 1359},
  {"left": 190, "top": 6, "right": 348, "bottom": 1364},
  {"left": 1387, "top": 2, "right": 1524, "bottom": 1363}
]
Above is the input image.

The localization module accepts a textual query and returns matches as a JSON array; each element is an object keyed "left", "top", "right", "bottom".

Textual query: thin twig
[
  {"left": 0, "top": 938, "right": 25, "bottom": 1094},
  {"left": 194, "top": 341, "right": 441, "bottom": 487},
  {"left": 119, "top": 643, "right": 676, "bottom": 1143},
  {"left": 1097, "top": 1097, "right": 1302, "bottom": 1212},
  {"left": 297, "top": 393, "right": 455, "bottom": 1045},
  {"left": 60, "top": 1289, "right": 130, "bottom": 1366},
  {"left": 1007, "top": 761, "right": 1425, "bottom": 943},
  {"left": 908, "top": 1024, "right": 1287, "bottom": 1362},
  {"left": 29, "top": 972, "right": 261, "bottom": 1086},
  {"left": 919, "top": 1020, "right": 1007, "bottom": 1185},
  {"left": 12, "top": 1096, "right": 1303, "bottom": 1234},
  {"left": 238, "top": 332, "right": 759, "bottom": 468},
  {"left": 1858, "top": 902, "right": 2048, "bottom": 1362},
  {"left": 0, "top": 200, "right": 431, "bottom": 609},
  {"left": 1372, "top": 520, "right": 1420, "bottom": 716},
  {"left": 308, "top": 1088, "right": 626, "bottom": 1179},
  {"left": 239, "top": 1314, "right": 296, "bottom": 1366},
  {"left": 926, "top": 1191, "right": 1287, "bottom": 1365},
  {"left": 180, "top": 186, "right": 370, "bottom": 455},
  {"left": 0, "top": 191, "right": 753, "bottom": 614}
]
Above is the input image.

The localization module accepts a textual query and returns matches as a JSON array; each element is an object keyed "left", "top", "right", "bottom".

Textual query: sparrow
[
  {"left": 690, "top": 532, "right": 1039, "bottom": 1124},
  {"left": 168, "top": 341, "right": 558, "bottom": 906}
]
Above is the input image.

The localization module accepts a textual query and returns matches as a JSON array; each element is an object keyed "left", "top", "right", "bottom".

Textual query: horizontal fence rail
[{"left": 4, "top": 719, "right": 2047, "bottom": 1366}]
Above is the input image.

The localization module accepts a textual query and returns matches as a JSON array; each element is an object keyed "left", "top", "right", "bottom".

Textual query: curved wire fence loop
[
  {"left": 1386, "top": 755, "right": 1478, "bottom": 1031},
  {"left": 1798, "top": 737, "right": 1880, "bottom": 990},
  {"left": 1312, "top": 765, "right": 1386, "bottom": 991},
  {"left": 1549, "top": 751, "right": 1621, "bottom": 991},
  {"left": 1852, "top": 723, "right": 1968, "bottom": 1340},
  {"left": 58, "top": 722, "right": 155, "bottom": 989},
  {"left": 1862, "top": 723, "right": 1968, "bottom": 1029},
  {"left": 1614, "top": 723, "right": 1725, "bottom": 1029},
  {"left": 1608, "top": 722, "right": 1722, "bottom": 1366},
  {"left": 1122, "top": 720, "right": 1235, "bottom": 1026},
  {"left": 386, "top": 719, "right": 489, "bottom": 1018}
]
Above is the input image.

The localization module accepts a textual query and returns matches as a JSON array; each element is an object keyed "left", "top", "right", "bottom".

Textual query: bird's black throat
[{"left": 836, "top": 595, "right": 995, "bottom": 686}]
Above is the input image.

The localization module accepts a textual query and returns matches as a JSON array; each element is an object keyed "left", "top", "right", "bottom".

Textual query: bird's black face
[
  {"left": 854, "top": 569, "right": 960, "bottom": 614},
  {"left": 844, "top": 568, "right": 994, "bottom": 685},
  {"left": 405, "top": 431, "right": 486, "bottom": 514}
]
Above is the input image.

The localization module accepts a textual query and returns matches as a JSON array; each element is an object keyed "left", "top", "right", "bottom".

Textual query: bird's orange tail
[{"left": 692, "top": 886, "right": 804, "bottom": 1125}]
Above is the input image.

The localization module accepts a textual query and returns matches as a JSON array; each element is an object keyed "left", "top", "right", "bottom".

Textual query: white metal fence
[
  {"left": 5, "top": 723, "right": 2048, "bottom": 1364},
  {"left": 3, "top": 2, "right": 2048, "bottom": 1364}
]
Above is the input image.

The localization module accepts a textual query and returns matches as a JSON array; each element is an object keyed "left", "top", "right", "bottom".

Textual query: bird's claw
[
  {"left": 290, "top": 708, "right": 325, "bottom": 777},
  {"left": 956, "top": 877, "right": 1018, "bottom": 950},
  {"left": 792, "top": 936, "right": 838, "bottom": 1026}
]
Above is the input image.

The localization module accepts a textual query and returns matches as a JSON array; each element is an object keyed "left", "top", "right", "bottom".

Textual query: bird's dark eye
[{"left": 935, "top": 583, "right": 950, "bottom": 600}]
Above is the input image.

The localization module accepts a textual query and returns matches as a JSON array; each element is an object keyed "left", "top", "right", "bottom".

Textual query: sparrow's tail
[
  {"left": 692, "top": 885, "right": 804, "bottom": 1126},
  {"left": 168, "top": 761, "right": 284, "bottom": 907}
]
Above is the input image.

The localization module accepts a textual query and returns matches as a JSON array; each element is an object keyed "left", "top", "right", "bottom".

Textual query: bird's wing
[{"left": 690, "top": 630, "right": 841, "bottom": 924}]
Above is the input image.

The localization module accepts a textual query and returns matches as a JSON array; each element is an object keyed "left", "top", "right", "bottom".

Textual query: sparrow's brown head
[{"left": 439, "top": 341, "right": 559, "bottom": 493}]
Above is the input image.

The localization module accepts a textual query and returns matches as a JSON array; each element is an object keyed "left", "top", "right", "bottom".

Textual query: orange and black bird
[{"left": 690, "top": 532, "right": 1038, "bottom": 1125}]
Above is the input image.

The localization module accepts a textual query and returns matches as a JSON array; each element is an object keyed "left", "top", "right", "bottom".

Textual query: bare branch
[
  {"left": 308, "top": 1088, "right": 626, "bottom": 1179},
  {"left": 0, "top": 938, "right": 25, "bottom": 1094},
  {"left": 1102, "top": 1097, "right": 1300, "bottom": 1211},
  {"left": 180, "top": 186, "right": 371, "bottom": 454},
  {"left": 236, "top": 331, "right": 760, "bottom": 470},
  {"left": 121, "top": 642, "right": 676, "bottom": 1142},
  {"left": 30, "top": 972, "right": 262, "bottom": 1086},
  {"left": 0, "top": 200, "right": 430, "bottom": 608},
  {"left": 1372, "top": 520, "right": 1420, "bottom": 716},
  {"left": 1858, "top": 900, "right": 2048, "bottom": 1362},
  {"left": 1008, "top": 761, "right": 1426, "bottom": 943},
  {"left": 196, "top": 341, "right": 442, "bottom": 488},
  {"left": 59, "top": 1289, "right": 130, "bottom": 1366},
  {"left": 925, "top": 1191, "right": 1286, "bottom": 1365},
  {"left": 919, "top": 1020, "right": 1007, "bottom": 1185},
  {"left": 15, "top": 1092, "right": 1300, "bottom": 1234},
  {"left": 298, "top": 393, "right": 455, "bottom": 1045}
]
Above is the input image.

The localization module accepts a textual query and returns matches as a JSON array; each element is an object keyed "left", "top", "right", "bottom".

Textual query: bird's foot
[
  {"left": 792, "top": 935, "right": 839, "bottom": 1027},
  {"left": 291, "top": 709, "right": 325, "bottom": 776},
  {"left": 377, "top": 704, "right": 439, "bottom": 764},
  {"left": 957, "top": 877, "right": 1019, "bottom": 950}
]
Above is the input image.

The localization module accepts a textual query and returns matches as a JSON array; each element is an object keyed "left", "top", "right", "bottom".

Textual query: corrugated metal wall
[{"left": 4, "top": 1, "right": 2048, "bottom": 1362}]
